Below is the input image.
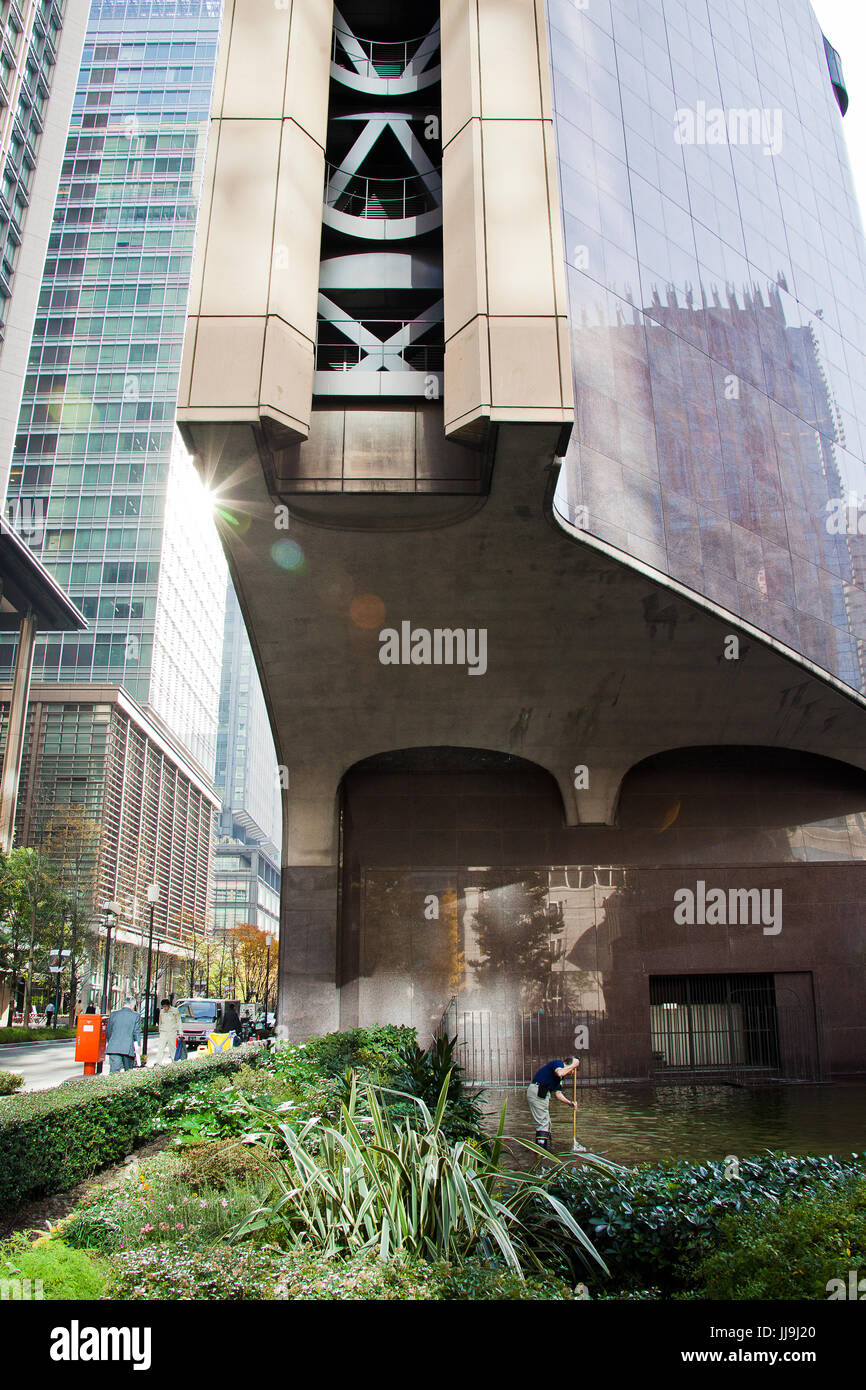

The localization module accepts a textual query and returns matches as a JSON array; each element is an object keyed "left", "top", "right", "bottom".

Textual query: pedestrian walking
[
  {"left": 155, "top": 997, "right": 182, "bottom": 1065},
  {"left": 105, "top": 996, "right": 142, "bottom": 1072},
  {"left": 220, "top": 1000, "right": 242, "bottom": 1046},
  {"left": 526, "top": 1056, "right": 581, "bottom": 1150},
  {"left": 44, "top": 1001, "right": 55, "bottom": 1027}
]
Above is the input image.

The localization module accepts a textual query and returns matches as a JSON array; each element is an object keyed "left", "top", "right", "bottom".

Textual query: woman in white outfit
[{"left": 155, "top": 997, "right": 182, "bottom": 1064}]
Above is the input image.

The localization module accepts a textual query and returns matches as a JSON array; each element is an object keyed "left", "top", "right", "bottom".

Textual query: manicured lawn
[{"left": 0, "top": 1027, "right": 76, "bottom": 1043}]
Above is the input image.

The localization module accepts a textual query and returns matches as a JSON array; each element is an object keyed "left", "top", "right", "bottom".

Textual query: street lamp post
[
  {"left": 49, "top": 914, "right": 70, "bottom": 1026},
  {"left": 262, "top": 932, "right": 275, "bottom": 1031},
  {"left": 99, "top": 901, "right": 120, "bottom": 1014},
  {"left": 142, "top": 884, "right": 160, "bottom": 1059}
]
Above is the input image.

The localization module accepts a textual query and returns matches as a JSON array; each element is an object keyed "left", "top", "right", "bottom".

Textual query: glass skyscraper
[
  {"left": 0, "top": 0, "right": 64, "bottom": 326},
  {"left": 0, "top": 0, "right": 228, "bottom": 1010},
  {"left": 213, "top": 578, "right": 281, "bottom": 941},
  {"left": 1, "top": 0, "right": 224, "bottom": 772},
  {"left": 0, "top": 0, "right": 87, "bottom": 505}
]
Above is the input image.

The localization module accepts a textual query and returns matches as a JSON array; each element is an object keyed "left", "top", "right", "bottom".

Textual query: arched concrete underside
[
  {"left": 193, "top": 423, "right": 866, "bottom": 1036},
  {"left": 336, "top": 744, "right": 866, "bottom": 1065}
]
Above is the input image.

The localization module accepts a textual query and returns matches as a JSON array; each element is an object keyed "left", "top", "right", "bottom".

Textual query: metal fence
[{"left": 440, "top": 986, "right": 823, "bottom": 1087}]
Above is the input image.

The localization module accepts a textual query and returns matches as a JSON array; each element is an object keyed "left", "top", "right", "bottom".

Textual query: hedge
[
  {"left": 0, "top": 1027, "right": 77, "bottom": 1043},
  {"left": 546, "top": 1150, "right": 866, "bottom": 1295},
  {"left": 0, "top": 1042, "right": 263, "bottom": 1212},
  {"left": 696, "top": 1177, "right": 866, "bottom": 1299}
]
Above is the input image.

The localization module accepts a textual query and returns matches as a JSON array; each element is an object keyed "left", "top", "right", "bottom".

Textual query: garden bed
[
  {"left": 5, "top": 1025, "right": 863, "bottom": 1301},
  {"left": 0, "top": 1135, "right": 172, "bottom": 1242},
  {"left": 0, "top": 1041, "right": 263, "bottom": 1211}
]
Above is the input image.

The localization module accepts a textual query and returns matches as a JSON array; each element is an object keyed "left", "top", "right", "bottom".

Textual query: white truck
[{"left": 177, "top": 997, "right": 230, "bottom": 1051}]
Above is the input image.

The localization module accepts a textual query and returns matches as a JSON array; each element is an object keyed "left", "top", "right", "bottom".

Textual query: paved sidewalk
[{"left": 0, "top": 1039, "right": 80, "bottom": 1091}]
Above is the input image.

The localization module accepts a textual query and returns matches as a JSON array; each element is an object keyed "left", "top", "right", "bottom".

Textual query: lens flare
[
  {"left": 216, "top": 506, "right": 252, "bottom": 535},
  {"left": 271, "top": 539, "right": 305, "bottom": 571},
  {"left": 349, "top": 593, "right": 386, "bottom": 630}
]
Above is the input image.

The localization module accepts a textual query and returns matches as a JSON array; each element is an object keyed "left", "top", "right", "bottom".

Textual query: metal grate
[{"left": 440, "top": 972, "right": 822, "bottom": 1087}]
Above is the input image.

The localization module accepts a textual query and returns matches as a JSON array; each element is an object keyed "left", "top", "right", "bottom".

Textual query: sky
[{"left": 810, "top": 0, "right": 866, "bottom": 215}]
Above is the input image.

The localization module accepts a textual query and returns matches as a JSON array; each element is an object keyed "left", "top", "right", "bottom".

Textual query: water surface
[{"left": 481, "top": 1082, "right": 866, "bottom": 1168}]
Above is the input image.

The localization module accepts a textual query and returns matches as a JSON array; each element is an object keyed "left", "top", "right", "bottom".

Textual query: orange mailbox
[{"left": 75, "top": 1013, "right": 107, "bottom": 1074}]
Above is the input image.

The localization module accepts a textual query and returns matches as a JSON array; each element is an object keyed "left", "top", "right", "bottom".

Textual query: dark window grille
[{"left": 650, "top": 973, "right": 779, "bottom": 1070}]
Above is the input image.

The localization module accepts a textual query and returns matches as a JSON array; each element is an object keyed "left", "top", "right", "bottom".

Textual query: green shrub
[
  {"left": 697, "top": 1179, "right": 866, "bottom": 1300},
  {"left": 108, "top": 1246, "right": 578, "bottom": 1301},
  {"left": 0, "top": 1027, "right": 76, "bottom": 1043},
  {"left": 231, "top": 1074, "right": 608, "bottom": 1276},
  {"left": 0, "top": 1042, "right": 264, "bottom": 1212},
  {"left": 0, "top": 1232, "right": 109, "bottom": 1299},
  {"left": 384, "top": 1033, "right": 485, "bottom": 1142},
  {"left": 108, "top": 1241, "right": 287, "bottom": 1299},
  {"left": 546, "top": 1151, "right": 866, "bottom": 1295},
  {"left": 289, "top": 1025, "right": 415, "bottom": 1079},
  {"left": 0, "top": 1071, "right": 24, "bottom": 1096},
  {"left": 143, "top": 1064, "right": 298, "bottom": 1144},
  {"left": 256, "top": 1029, "right": 486, "bottom": 1143},
  {"left": 174, "top": 1138, "right": 279, "bottom": 1191}
]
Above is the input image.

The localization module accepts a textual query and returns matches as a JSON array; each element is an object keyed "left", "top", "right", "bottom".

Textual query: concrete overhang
[
  {"left": 0, "top": 526, "right": 86, "bottom": 632},
  {"left": 191, "top": 421, "right": 866, "bottom": 858}
]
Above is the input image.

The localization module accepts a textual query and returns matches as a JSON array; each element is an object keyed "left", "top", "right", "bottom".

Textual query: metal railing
[
  {"left": 325, "top": 164, "right": 441, "bottom": 220},
  {"left": 332, "top": 25, "right": 440, "bottom": 81},
  {"left": 439, "top": 995, "right": 823, "bottom": 1088},
  {"left": 315, "top": 318, "right": 444, "bottom": 373}
]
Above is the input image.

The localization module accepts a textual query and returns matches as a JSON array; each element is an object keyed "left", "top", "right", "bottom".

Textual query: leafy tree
[
  {"left": 39, "top": 805, "right": 102, "bottom": 1017},
  {"left": 0, "top": 860, "right": 30, "bottom": 1023},
  {"left": 0, "top": 847, "right": 60, "bottom": 1023},
  {"left": 228, "top": 922, "right": 273, "bottom": 1003},
  {"left": 173, "top": 907, "right": 213, "bottom": 997}
]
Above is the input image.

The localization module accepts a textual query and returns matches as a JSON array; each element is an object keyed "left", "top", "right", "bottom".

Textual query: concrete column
[
  {"left": 440, "top": 0, "right": 573, "bottom": 442},
  {"left": 279, "top": 864, "right": 340, "bottom": 1039},
  {"left": 0, "top": 612, "right": 36, "bottom": 853},
  {"left": 177, "top": 0, "right": 332, "bottom": 448},
  {"left": 277, "top": 774, "right": 341, "bottom": 1039}
]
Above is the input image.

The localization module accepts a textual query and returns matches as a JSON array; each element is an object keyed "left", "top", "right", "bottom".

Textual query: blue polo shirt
[{"left": 532, "top": 1060, "right": 564, "bottom": 1094}]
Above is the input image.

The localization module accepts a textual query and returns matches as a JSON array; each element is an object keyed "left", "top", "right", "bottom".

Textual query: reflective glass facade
[
  {"left": 0, "top": 0, "right": 63, "bottom": 320},
  {"left": 213, "top": 579, "right": 281, "bottom": 938},
  {"left": 549, "top": 0, "right": 866, "bottom": 695},
  {"left": 0, "top": 0, "right": 224, "bottom": 770}
]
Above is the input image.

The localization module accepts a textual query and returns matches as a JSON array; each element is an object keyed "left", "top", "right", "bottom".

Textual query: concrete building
[
  {"left": 179, "top": 0, "right": 866, "bottom": 1082},
  {"left": 7, "top": 681, "right": 220, "bottom": 1010},
  {"left": 0, "top": 0, "right": 225, "bottom": 1008}
]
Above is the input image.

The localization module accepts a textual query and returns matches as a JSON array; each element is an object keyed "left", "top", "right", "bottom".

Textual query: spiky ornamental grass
[{"left": 230, "top": 1072, "right": 615, "bottom": 1278}]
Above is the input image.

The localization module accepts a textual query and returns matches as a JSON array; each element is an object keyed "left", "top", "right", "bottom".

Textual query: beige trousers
[
  {"left": 526, "top": 1082, "right": 552, "bottom": 1134},
  {"left": 155, "top": 1032, "right": 178, "bottom": 1064}
]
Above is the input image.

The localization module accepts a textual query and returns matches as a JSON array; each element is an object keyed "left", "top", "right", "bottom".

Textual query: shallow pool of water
[{"left": 481, "top": 1082, "right": 866, "bottom": 1168}]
